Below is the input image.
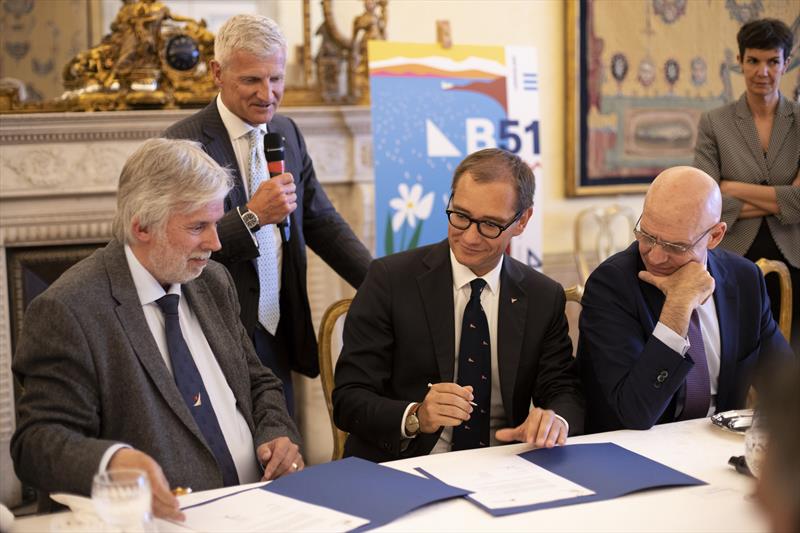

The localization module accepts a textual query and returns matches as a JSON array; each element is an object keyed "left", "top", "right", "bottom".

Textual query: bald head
[
  {"left": 637, "top": 166, "right": 727, "bottom": 275},
  {"left": 644, "top": 166, "right": 722, "bottom": 229}
]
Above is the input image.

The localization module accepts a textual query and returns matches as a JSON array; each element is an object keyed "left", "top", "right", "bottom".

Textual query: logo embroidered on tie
[
  {"left": 469, "top": 323, "right": 476, "bottom": 329},
  {"left": 511, "top": 298, "right": 518, "bottom": 303},
  {"left": 193, "top": 393, "right": 202, "bottom": 407},
  {"left": 468, "top": 357, "right": 475, "bottom": 363},
  {"left": 482, "top": 340, "right": 489, "bottom": 346},
  {"left": 481, "top": 374, "right": 488, "bottom": 381}
]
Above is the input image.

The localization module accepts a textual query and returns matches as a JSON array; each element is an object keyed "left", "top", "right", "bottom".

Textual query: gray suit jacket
[
  {"left": 693, "top": 92, "right": 800, "bottom": 267},
  {"left": 11, "top": 240, "right": 300, "bottom": 497}
]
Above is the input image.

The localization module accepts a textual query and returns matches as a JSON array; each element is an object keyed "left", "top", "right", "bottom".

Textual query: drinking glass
[
  {"left": 744, "top": 414, "right": 768, "bottom": 478},
  {"left": 91, "top": 469, "right": 152, "bottom": 532}
]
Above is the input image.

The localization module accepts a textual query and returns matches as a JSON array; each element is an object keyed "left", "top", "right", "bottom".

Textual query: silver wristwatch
[{"left": 238, "top": 206, "right": 260, "bottom": 232}]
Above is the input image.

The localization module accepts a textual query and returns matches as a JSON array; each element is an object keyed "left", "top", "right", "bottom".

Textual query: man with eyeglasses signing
[
  {"left": 577, "top": 166, "right": 792, "bottom": 433},
  {"left": 332, "top": 148, "right": 584, "bottom": 462}
]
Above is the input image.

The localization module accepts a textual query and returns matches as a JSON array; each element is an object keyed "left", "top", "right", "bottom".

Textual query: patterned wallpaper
[{"left": 0, "top": 0, "right": 93, "bottom": 101}]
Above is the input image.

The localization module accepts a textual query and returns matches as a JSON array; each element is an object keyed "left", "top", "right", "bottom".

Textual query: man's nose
[{"left": 204, "top": 226, "right": 222, "bottom": 252}]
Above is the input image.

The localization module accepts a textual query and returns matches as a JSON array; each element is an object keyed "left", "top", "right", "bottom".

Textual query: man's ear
[
  {"left": 706, "top": 221, "right": 728, "bottom": 250},
  {"left": 211, "top": 60, "right": 223, "bottom": 88},
  {"left": 513, "top": 207, "right": 534, "bottom": 236},
  {"left": 130, "top": 217, "right": 153, "bottom": 244}
]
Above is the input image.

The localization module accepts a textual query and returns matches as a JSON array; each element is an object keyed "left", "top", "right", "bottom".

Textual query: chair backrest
[
  {"left": 564, "top": 284, "right": 583, "bottom": 304},
  {"left": 563, "top": 285, "right": 583, "bottom": 357},
  {"left": 574, "top": 204, "right": 636, "bottom": 286},
  {"left": 755, "top": 258, "right": 793, "bottom": 342},
  {"left": 317, "top": 298, "right": 352, "bottom": 461}
]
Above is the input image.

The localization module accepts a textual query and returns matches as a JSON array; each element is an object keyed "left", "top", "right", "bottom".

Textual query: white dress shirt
[
  {"left": 652, "top": 290, "right": 721, "bottom": 416},
  {"left": 99, "top": 246, "right": 261, "bottom": 483},
  {"left": 402, "top": 250, "right": 567, "bottom": 454},
  {"left": 216, "top": 93, "right": 282, "bottom": 291}
]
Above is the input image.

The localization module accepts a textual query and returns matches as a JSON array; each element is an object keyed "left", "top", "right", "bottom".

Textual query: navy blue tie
[
  {"left": 155, "top": 294, "right": 239, "bottom": 487},
  {"left": 452, "top": 278, "right": 491, "bottom": 451}
]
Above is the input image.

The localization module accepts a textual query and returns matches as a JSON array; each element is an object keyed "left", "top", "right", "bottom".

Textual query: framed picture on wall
[{"left": 565, "top": 0, "right": 799, "bottom": 197}]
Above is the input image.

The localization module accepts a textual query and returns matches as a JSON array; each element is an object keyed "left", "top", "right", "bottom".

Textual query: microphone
[{"left": 264, "top": 132, "right": 290, "bottom": 242}]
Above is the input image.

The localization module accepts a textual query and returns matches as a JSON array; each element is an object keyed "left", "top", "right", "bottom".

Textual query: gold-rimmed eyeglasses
[{"left": 633, "top": 214, "right": 718, "bottom": 255}]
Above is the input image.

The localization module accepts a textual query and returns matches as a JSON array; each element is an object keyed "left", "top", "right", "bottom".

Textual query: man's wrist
[{"left": 237, "top": 205, "right": 261, "bottom": 232}]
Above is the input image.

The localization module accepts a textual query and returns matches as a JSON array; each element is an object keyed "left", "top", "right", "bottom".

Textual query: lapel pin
[{"left": 511, "top": 297, "right": 518, "bottom": 303}]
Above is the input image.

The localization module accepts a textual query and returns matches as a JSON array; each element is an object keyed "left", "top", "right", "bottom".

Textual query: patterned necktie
[
  {"left": 680, "top": 310, "right": 711, "bottom": 420},
  {"left": 248, "top": 129, "right": 281, "bottom": 335},
  {"left": 155, "top": 294, "right": 240, "bottom": 487},
  {"left": 452, "top": 278, "right": 491, "bottom": 451}
]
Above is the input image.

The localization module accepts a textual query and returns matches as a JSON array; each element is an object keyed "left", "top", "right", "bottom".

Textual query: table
[{"left": 11, "top": 419, "right": 766, "bottom": 532}]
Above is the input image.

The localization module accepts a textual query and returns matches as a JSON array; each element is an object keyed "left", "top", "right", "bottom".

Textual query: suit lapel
[
  {"left": 734, "top": 94, "right": 768, "bottom": 176},
  {"left": 105, "top": 242, "right": 207, "bottom": 445},
  {"left": 417, "top": 242, "right": 456, "bottom": 382},
  {"left": 497, "top": 257, "right": 526, "bottom": 419},
  {"left": 708, "top": 250, "right": 738, "bottom": 409},
  {"left": 183, "top": 278, "right": 253, "bottom": 428},
  {"left": 765, "top": 95, "right": 794, "bottom": 171},
  {"left": 201, "top": 101, "right": 247, "bottom": 210}
]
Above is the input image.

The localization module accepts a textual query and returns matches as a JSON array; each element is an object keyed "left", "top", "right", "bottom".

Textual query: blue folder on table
[
  {"left": 460, "top": 442, "right": 706, "bottom": 516},
  {"left": 263, "top": 456, "right": 469, "bottom": 531}
]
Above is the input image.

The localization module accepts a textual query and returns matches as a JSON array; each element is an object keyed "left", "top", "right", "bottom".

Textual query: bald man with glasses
[
  {"left": 577, "top": 166, "right": 793, "bottom": 433},
  {"left": 333, "top": 149, "right": 583, "bottom": 462}
]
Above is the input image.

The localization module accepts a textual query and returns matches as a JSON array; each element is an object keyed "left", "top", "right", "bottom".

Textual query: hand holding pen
[{"left": 416, "top": 382, "right": 476, "bottom": 434}]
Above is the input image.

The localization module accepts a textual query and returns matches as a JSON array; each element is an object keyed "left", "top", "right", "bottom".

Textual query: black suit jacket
[
  {"left": 332, "top": 241, "right": 584, "bottom": 462},
  {"left": 577, "top": 243, "right": 793, "bottom": 433},
  {"left": 165, "top": 101, "right": 372, "bottom": 376}
]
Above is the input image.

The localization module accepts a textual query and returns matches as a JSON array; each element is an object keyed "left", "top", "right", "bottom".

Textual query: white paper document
[
  {"left": 181, "top": 488, "right": 368, "bottom": 532},
  {"left": 421, "top": 454, "right": 595, "bottom": 509}
]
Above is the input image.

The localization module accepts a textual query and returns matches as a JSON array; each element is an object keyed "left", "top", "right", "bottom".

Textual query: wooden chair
[
  {"left": 564, "top": 284, "right": 584, "bottom": 304},
  {"left": 317, "top": 298, "right": 352, "bottom": 461},
  {"left": 574, "top": 204, "right": 636, "bottom": 286},
  {"left": 755, "top": 258, "right": 793, "bottom": 342}
]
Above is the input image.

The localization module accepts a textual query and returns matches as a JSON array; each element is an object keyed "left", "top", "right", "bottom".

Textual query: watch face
[{"left": 166, "top": 35, "right": 200, "bottom": 71}]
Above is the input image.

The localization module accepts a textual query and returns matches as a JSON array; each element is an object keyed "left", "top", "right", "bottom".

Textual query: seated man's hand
[
  {"left": 257, "top": 437, "right": 304, "bottom": 481},
  {"left": 108, "top": 448, "right": 184, "bottom": 521},
  {"left": 639, "top": 261, "right": 714, "bottom": 336},
  {"left": 495, "top": 406, "right": 567, "bottom": 448},
  {"left": 417, "top": 383, "right": 473, "bottom": 433}
]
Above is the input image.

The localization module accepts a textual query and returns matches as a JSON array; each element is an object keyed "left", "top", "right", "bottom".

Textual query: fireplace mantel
[{"left": 0, "top": 106, "right": 375, "bottom": 506}]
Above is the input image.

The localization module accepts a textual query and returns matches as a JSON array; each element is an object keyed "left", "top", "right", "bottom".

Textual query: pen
[{"left": 427, "top": 382, "right": 478, "bottom": 406}]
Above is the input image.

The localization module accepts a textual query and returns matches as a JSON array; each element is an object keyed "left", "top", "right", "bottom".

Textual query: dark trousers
[
  {"left": 252, "top": 326, "right": 295, "bottom": 418},
  {"left": 745, "top": 220, "right": 800, "bottom": 356}
]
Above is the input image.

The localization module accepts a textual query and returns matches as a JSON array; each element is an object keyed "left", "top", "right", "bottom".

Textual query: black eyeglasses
[
  {"left": 633, "top": 214, "right": 718, "bottom": 255},
  {"left": 445, "top": 208, "right": 522, "bottom": 239}
]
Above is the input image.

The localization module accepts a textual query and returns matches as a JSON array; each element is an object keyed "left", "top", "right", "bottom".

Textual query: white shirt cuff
[
  {"left": 236, "top": 206, "right": 259, "bottom": 247},
  {"left": 653, "top": 321, "right": 690, "bottom": 356},
  {"left": 98, "top": 443, "right": 132, "bottom": 474},
  {"left": 554, "top": 414, "right": 570, "bottom": 436},
  {"left": 400, "top": 402, "right": 418, "bottom": 439}
]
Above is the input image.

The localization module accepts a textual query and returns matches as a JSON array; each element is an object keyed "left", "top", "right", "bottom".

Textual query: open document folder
[
  {"left": 181, "top": 457, "right": 469, "bottom": 532},
  {"left": 418, "top": 442, "right": 706, "bottom": 516}
]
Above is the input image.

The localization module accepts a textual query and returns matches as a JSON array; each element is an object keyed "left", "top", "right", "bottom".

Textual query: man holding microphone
[{"left": 166, "top": 14, "right": 372, "bottom": 415}]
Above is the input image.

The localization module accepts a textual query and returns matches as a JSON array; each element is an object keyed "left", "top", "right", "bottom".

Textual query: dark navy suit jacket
[
  {"left": 165, "top": 101, "right": 372, "bottom": 376},
  {"left": 577, "top": 242, "right": 792, "bottom": 433}
]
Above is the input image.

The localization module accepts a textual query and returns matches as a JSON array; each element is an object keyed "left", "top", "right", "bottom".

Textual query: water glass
[{"left": 91, "top": 468, "right": 152, "bottom": 532}]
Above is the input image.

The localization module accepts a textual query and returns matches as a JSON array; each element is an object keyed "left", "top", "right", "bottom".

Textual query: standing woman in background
[{"left": 694, "top": 18, "right": 800, "bottom": 352}]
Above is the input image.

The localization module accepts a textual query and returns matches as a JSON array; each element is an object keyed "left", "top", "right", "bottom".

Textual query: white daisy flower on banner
[{"left": 389, "top": 183, "right": 435, "bottom": 232}]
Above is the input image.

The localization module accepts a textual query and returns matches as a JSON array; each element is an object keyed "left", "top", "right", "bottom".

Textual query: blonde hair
[{"left": 112, "top": 138, "right": 233, "bottom": 244}]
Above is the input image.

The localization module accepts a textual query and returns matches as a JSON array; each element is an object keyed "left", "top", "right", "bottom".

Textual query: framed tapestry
[{"left": 566, "top": 0, "right": 800, "bottom": 196}]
